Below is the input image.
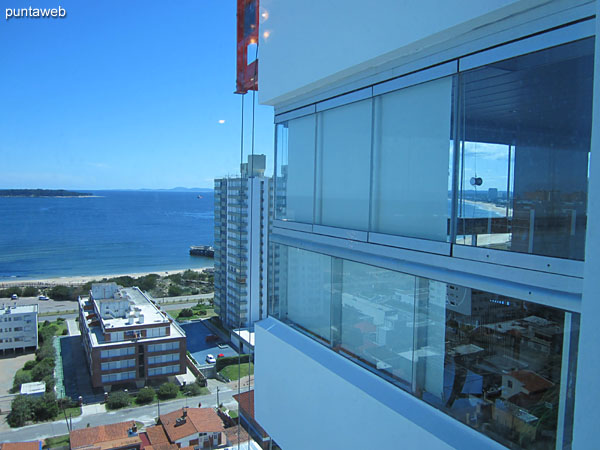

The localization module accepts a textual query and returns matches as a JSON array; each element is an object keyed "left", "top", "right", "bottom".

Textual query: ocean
[{"left": 0, "top": 190, "right": 215, "bottom": 281}]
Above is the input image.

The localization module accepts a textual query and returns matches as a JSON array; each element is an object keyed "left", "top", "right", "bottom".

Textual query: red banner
[{"left": 236, "top": 0, "right": 259, "bottom": 94}]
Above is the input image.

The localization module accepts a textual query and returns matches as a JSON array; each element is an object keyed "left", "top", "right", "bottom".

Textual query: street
[{"left": 0, "top": 385, "right": 242, "bottom": 443}]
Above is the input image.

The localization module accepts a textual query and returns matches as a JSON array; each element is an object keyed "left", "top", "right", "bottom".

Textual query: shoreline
[{"left": 0, "top": 267, "right": 213, "bottom": 287}]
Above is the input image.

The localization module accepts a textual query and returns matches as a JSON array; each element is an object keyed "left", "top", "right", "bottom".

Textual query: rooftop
[
  {"left": 0, "top": 442, "right": 41, "bottom": 450},
  {"left": 20, "top": 381, "right": 46, "bottom": 395},
  {"left": 0, "top": 303, "right": 37, "bottom": 315},
  {"left": 160, "top": 408, "right": 225, "bottom": 442},
  {"left": 70, "top": 420, "right": 139, "bottom": 450}
]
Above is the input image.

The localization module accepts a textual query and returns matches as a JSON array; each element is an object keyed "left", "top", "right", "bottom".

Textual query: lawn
[
  {"left": 43, "top": 434, "right": 69, "bottom": 449},
  {"left": 63, "top": 406, "right": 82, "bottom": 418},
  {"left": 219, "top": 363, "right": 254, "bottom": 381}
]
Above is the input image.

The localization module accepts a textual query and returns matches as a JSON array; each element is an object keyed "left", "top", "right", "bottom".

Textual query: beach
[{"left": 0, "top": 267, "right": 212, "bottom": 288}]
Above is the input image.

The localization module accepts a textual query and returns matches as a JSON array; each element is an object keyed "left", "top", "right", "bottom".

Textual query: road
[
  {"left": 0, "top": 386, "right": 241, "bottom": 443},
  {"left": 5, "top": 293, "right": 213, "bottom": 322}
]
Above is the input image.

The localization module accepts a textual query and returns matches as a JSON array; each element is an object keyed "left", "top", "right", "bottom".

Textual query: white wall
[
  {"left": 259, "top": 0, "right": 532, "bottom": 105},
  {"left": 255, "top": 318, "right": 505, "bottom": 450}
]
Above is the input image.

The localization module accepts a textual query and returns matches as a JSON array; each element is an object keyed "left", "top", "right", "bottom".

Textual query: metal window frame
[
  {"left": 271, "top": 229, "right": 582, "bottom": 313},
  {"left": 459, "top": 18, "right": 595, "bottom": 71}
]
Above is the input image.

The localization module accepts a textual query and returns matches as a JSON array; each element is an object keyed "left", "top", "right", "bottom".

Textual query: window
[
  {"left": 455, "top": 38, "right": 594, "bottom": 260},
  {"left": 275, "top": 114, "right": 316, "bottom": 223},
  {"left": 148, "top": 341, "right": 179, "bottom": 353},
  {"left": 372, "top": 76, "right": 453, "bottom": 241},
  {"left": 101, "top": 359, "right": 135, "bottom": 371},
  {"left": 315, "top": 99, "right": 372, "bottom": 230},
  {"left": 100, "top": 346, "right": 135, "bottom": 359},
  {"left": 271, "top": 243, "right": 579, "bottom": 449},
  {"left": 148, "top": 352, "right": 179, "bottom": 365}
]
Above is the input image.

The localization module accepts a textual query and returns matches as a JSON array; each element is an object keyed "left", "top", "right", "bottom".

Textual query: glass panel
[
  {"left": 275, "top": 116, "right": 316, "bottom": 223},
  {"left": 270, "top": 243, "right": 578, "bottom": 449},
  {"left": 273, "top": 245, "right": 332, "bottom": 342},
  {"left": 339, "top": 260, "right": 416, "bottom": 390},
  {"left": 372, "top": 76, "right": 453, "bottom": 241},
  {"left": 457, "top": 38, "right": 594, "bottom": 260},
  {"left": 315, "top": 99, "right": 372, "bottom": 230}
]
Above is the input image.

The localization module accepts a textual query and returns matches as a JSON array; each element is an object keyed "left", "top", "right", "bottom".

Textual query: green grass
[
  {"left": 229, "top": 409, "right": 239, "bottom": 419},
  {"left": 63, "top": 406, "right": 81, "bottom": 418},
  {"left": 170, "top": 308, "right": 216, "bottom": 322},
  {"left": 219, "top": 363, "right": 254, "bottom": 381},
  {"left": 43, "top": 434, "right": 69, "bottom": 449}
]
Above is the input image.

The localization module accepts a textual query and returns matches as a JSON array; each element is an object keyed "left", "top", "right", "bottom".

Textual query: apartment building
[
  {"left": 214, "top": 154, "right": 272, "bottom": 330},
  {"left": 78, "top": 283, "right": 186, "bottom": 389},
  {"left": 255, "top": 1, "right": 600, "bottom": 449},
  {"left": 0, "top": 303, "right": 38, "bottom": 354}
]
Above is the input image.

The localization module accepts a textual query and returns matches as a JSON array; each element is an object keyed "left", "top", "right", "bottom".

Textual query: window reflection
[
  {"left": 457, "top": 38, "right": 594, "bottom": 260},
  {"left": 271, "top": 244, "right": 578, "bottom": 449}
]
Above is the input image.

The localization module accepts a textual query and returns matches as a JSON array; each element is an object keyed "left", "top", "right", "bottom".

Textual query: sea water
[{"left": 0, "top": 190, "right": 215, "bottom": 281}]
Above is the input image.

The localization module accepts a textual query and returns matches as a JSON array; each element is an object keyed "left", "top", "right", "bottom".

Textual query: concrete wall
[
  {"left": 259, "top": 0, "right": 536, "bottom": 105},
  {"left": 255, "top": 318, "right": 505, "bottom": 450}
]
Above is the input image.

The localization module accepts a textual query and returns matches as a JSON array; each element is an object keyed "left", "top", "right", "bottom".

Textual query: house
[
  {"left": 159, "top": 408, "right": 225, "bottom": 448},
  {"left": 70, "top": 420, "right": 141, "bottom": 450},
  {"left": 0, "top": 442, "right": 41, "bottom": 450},
  {"left": 232, "top": 391, "right": 272, "bottom": 450}
]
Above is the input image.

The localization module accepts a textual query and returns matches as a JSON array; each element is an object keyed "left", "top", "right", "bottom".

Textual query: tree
[
  {"left": 168, "top": 285, "right": 183, "bottom": 297},
  {"left": 12, "top": 370, "right": 32, "bottom": 392},
  {"left": 137, "top": 274, "right": 159, "bottom": 291},
  {"left": 178, "top": 308, "right": 194, "bottom": 318},
  {"left": 33, "top": 392, "right": 59, "bottom": 421},
  {"left": 24, "top": 360, "right": 36, "bottom": 370},
  {"left": 48, "top": 285, "right": 74, "bottom": 301},
  {"left": 32, "top": 359, "right": 54, "bottom": 381},
  {"left": 106, "top": 391, "right": 131, "bottom": 409},
  {"left": 157, "top": 382, "right": 179, "bottom": 400},
  {"left": 22, "top": 286, "right": 39, "bottom": 297},
  {"left": 135, "top": 387, "right": 155, "bottom": 404},
  {"left": 7, "top": 395, "right": 34, "bottom": 427}
]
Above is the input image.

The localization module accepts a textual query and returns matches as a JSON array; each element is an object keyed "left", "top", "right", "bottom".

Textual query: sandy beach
[
  {"left": 462, "top": 199, "right": 511, "bottom": 216},
  {"left": 0, "top": 267, "right": 212, "bottom": 288}
]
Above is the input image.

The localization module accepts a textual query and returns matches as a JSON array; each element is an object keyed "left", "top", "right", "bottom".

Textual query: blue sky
[{"left": 0, "top": 0, "right": 274, "bottom": 190}]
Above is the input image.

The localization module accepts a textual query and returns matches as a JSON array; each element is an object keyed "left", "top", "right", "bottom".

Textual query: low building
[
  {"left": 70, "top": 420, "right": 141, "bottom": 450},
  {"left": 159, "top": 407, "right": 226, "bottom": 448},
  {"left": 233, "top": 391, "right": 272, "bottom": 450},
  {"left": 78, "top": 283, "right": 186, "bottom": 390},
  {"left": 0, "top": 303, "right": 38, "bottom": 354},
  {"left": 20, "top": 381, "right": 46, "bottom": 397}
]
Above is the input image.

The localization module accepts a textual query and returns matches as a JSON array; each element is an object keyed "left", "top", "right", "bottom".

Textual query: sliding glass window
[
  {"left": 315, "top": 99, "right": 372, "bottom": 231},
  {"left": 371, "top": 76, "right": 453, "bottom": 241},
  {"left": 271, "top": 243, "right": 579, "bottom": 449},
  {"left": 456, "top": 38, "right": 594, "bottom": 260},
  {"left": 275, "top": 114, "right": 316, "bottom": 224}
]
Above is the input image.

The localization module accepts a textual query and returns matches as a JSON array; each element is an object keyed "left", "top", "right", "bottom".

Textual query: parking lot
[
  {"left": 181, "top": 321, "right": 237, "bottom": 365},
  {"left": 0, "top": 296, "right": 78, "bottom": 315}
]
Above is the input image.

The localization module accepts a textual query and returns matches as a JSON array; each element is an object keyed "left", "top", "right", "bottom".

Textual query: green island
[{"left": 0, "top": 189, "right": 92, "bottom": 197}]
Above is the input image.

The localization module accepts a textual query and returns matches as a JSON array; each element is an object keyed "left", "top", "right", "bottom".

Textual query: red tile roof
[
  {"left": 145, "top": 444, "right": 179, "bottom": 450},
  {"left": 225, "top": 426, "right": 252, "bottom": 446},
  {"left": 233, "top": 390, "right": 255, "bottom": 420},
  {"left": 1, "top": 442, "right": 41, "bottom": 450},
  {"left": 160, "top": 408, "right": 224, "bottom": 442},
  {"left": 70, "top": 420, "right": 138, "bottom": 449},
  {"left": 145, "top": 425, "right": 169, "bottom": 445},
  {"left": 508, "top": 370, "right": 553, "bottom": 394}
]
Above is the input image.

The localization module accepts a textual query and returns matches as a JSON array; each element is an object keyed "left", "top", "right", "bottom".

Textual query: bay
[{"left": 0, "top": 190, "right": 214, "bottom": 281}]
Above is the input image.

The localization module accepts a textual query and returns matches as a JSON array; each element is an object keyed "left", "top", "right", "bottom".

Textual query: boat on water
[{"left": 189, "top": 245, "right": 214, "bottom": 257}]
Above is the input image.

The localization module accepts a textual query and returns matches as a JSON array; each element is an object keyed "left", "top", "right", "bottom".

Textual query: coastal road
[
  {"left": 0, "top": 293, "right": 213, "bottom": 318},
  {"left": 0, "top": 386, "right": 242, "bottom": 443}
]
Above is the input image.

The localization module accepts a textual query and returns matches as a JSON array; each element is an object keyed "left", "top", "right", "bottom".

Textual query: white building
[
  {"left": 0, "top": 303, "right": 38, "bottom": 354},
  {"left": 214, "top": 154, "right": 272, "bottom": 330},
  {"left": 255, "top": 1, "right": 600, "bottom": 450}
]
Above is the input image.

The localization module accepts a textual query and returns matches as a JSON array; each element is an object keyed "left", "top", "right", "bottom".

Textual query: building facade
[
  {"left": 255, "top": 1, "right": 600, "bottom": 449},
  {"left": 0, "top": 303, "right": 38, "bottom": 354},
  {"left": 78, "top": 283, "right": 186, "bottom": 389},
  {"left": 214, "top": 154, "right": 272, "bottom": 330}
]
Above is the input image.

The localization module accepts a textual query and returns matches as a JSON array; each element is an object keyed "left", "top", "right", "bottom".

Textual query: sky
[{"left": 0, "top": 0, "right": 274, "bottom": 190}]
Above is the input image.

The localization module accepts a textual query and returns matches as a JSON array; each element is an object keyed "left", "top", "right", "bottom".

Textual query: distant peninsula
[{"left": 0, "top": 189, "right": 93, "bottom": 197}]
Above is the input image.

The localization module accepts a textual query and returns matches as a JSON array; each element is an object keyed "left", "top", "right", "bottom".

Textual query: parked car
[
  {"left": 205, "top": 354, "right": 216, "bottom": 364},
  {"left": 10, "top": 294, "right": 18, "bottom": 300},
  {"left": 38, "top": 295, "right": 49, "bottom": 301}
]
